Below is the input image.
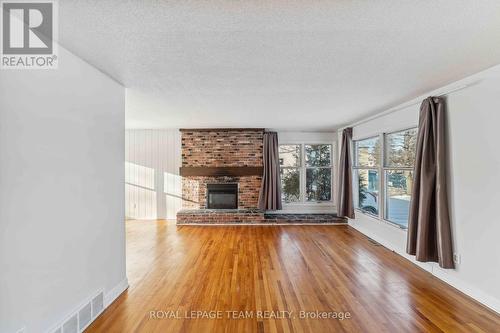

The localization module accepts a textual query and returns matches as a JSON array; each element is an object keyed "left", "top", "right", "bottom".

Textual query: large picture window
[
  {"left": 353, "top": 128, "right": 417, "bottom": 229},
  {"left": 279, "top": 144, "right": 333, "bottom": 203}
]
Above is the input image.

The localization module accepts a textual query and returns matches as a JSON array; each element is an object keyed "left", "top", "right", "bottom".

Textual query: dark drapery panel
[
  {"left": 258, "top": 132, "right": 282, "bottom": 210},
  {"left": 407, "top": 97, "right": 454, "bottom": 269},
  {"left": 337, "top": 127, "right": 355, "bottom": 218}
]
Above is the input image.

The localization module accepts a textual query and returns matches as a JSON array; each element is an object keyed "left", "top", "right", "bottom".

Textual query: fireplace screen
[{"left": 207, "top": 183, "right": 238, "bottom": 209}]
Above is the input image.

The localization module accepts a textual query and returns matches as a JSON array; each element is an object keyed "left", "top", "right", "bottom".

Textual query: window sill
[
  {"left": 277, "top": 203, "right": 337, "bottom": 214},
  {"left": 283, "top": 202, "right": 335, "bottom": 206},
  {"left": 354, "top": 209, "right": 408, "bottom": 231}
]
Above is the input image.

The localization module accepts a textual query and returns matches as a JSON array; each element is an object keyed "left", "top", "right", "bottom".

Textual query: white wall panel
[
  {"left": 0, "top": 45, "right": 126, "bottom": 332},
  {"left": 347, "top": 65, "right": 500, "bottom": 314},
  {"left": 125, "top": 129, "right": 182, "bottom": 220}
]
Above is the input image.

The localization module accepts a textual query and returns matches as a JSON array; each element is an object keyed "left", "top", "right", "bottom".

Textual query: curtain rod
[{"left": 348, "top": 80, "right": 481, "bottom": 128}]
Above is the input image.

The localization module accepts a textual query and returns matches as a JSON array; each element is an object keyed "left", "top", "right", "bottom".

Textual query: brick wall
[
  {"left": 181, "top": 129, "right": 264, "bottom": 209},
  {"left": 181, "top": 129, "right": 263, "bottom": 167}
]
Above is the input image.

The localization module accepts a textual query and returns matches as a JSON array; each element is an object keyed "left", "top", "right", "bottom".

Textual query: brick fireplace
[
  {"left": 176, "top": 128, "right": 346, "bottom": 225},
  {"left": 176, "top": 128, "right": 266, "bottom": 224}
]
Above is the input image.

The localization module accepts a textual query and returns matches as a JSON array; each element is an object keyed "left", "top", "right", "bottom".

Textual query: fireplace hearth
[{"left": 206, "top": 183, "right": 238, "bottom": 209}]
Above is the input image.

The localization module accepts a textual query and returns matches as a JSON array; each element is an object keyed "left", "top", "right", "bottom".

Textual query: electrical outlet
[{"left": 453, "top": 253, "right": 461, "bottom": 265}]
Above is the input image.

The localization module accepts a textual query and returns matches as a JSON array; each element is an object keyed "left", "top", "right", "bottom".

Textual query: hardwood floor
[{"left": 86, "top": 220, "right": 500, "bottom": 333}]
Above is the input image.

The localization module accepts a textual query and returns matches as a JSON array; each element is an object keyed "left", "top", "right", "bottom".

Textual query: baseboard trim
[
  {"left": 431, "top": 265, "right": 500, "bottom": 315},
  {"left": 348, "top": 222, "right": 500, "bottom": 315},
  {"left": 104, "top": 277, "right": 129, "bottom": 307}
]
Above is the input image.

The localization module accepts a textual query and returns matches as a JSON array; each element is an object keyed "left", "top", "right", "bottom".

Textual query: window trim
[
  {"left": 353, "top": 126, "right": 418, "bottom": 230},
  {"left": 279, "top": 142, "right": 335, "bottom": 206}
]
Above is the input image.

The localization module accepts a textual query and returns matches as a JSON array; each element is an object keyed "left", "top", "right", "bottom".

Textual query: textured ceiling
[{"left": 59, "top": 1, "right": 500, "bottom": 130}]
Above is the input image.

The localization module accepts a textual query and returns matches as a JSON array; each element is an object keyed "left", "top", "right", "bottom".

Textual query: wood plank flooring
[{"left": 86, "top": 220, "right": 500, "bottom": 333}]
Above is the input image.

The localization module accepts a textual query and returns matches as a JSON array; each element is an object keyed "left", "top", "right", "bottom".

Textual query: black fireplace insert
[{"left": 206, "top": 183, "right": 238, "bottom": 209}]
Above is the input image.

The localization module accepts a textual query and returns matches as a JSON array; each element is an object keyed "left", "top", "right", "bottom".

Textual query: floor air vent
[
  {"left": 92, "top": 292, "right": 104, "bottom": 318},
  {"left": 62, "top": 314, "right": 78, "bottom": 333},
  {"left": 50, "top": 290, "right": 104, "bottom": 333},
  {"left": 78, "top": 303, "right": 92, "bottom": 331}
]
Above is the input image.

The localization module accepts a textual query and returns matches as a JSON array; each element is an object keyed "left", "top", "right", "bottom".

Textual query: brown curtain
[
  {"left": 258, "top": 132, "right": 282, "bottom": 210},
  {"left": 337, "top": 127, "right": 355, "bottom": 218},
  {"left": 406, "top": 97, "right": 454, "bottom": 269}
]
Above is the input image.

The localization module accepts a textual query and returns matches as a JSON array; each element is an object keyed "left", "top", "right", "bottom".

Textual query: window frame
[
  {"left": 304, "top": 144, "right": 334, "bottom": 203},
  {"left": 279, "top": 142, "right": 335, "bottom": 206},
  {"left": 353, "top": 127, "right": 418, "bottom": 230},
  {"left": 279, "top": 144, "right": 302, "bottom": 203},
  {"left": 352, "top": 136, "right": 381, "bottom": 217}
]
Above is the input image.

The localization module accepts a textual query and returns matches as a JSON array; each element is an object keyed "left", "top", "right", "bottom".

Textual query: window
[
  {"left": 279, "top": 144, "right": 333, "bottom": 203},
  {"left": 353, "top": 137, "right": 380, "bottom": 215},
  {"left": 305, "top": 145, "right": 332, "bottom": 201},
  {"left": 279, "top": 145, "right": 301, "bottom": 202},
  {"left": 384, "top": 128, "right": 417, "bottom": 228},
  {"left": 353, "top": 128, "right": 417, "bottom": 229}
]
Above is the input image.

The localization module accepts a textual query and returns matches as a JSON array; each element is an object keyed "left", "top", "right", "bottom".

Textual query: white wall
[
  {"left": 124, "top": 130, "right": 335, "bottom": 218},
  {"left": 347, "top": 65, "right": 500, "bottom": 313},
  {"left": 125, "top": 129, "right": 182, "bottom": 220},
  {"left": 276, "top": 131, "right": 337, "bottom": 213},
  {"left": 0, "top": 46, "right": 126, "bottom": 332}
]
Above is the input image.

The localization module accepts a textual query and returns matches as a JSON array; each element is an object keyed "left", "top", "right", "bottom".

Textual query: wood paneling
[
  {"left": 180, "top": 128, "right": 265, "bottom": 132},
  {"left": 86, "top": 221, "right": 500, "bottom": 333},
  {"left": 179, "top": 166, "right": 263, "bottom": 177},
  {"left": 125, "top": 130, "right": 182, "bottom": 219}
]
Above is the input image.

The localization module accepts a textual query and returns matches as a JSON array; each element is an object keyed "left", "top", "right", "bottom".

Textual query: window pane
[
  {"left": 385, "top": 170, "right": 413, "bottom": 228},
  {"left": 306, "top": 168, "right": 332, "bottom": 201},
  {"left": 279, "top": 145, "right": 301, "bottom": 167},
  {"left": 305, "top": 144, "right": 332, "bottom": 167},
  {"left": 385, "top": 128, "right": 418, "bottom": 167},
  {"left": 280, "top": 168, "right": 300, "bottom": 202},
  {"left": 356, "top": 169, "right": 379, "bottom": 215},
  {"left": 355, "top": 137, "right": 381, "bottom": 167}
]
